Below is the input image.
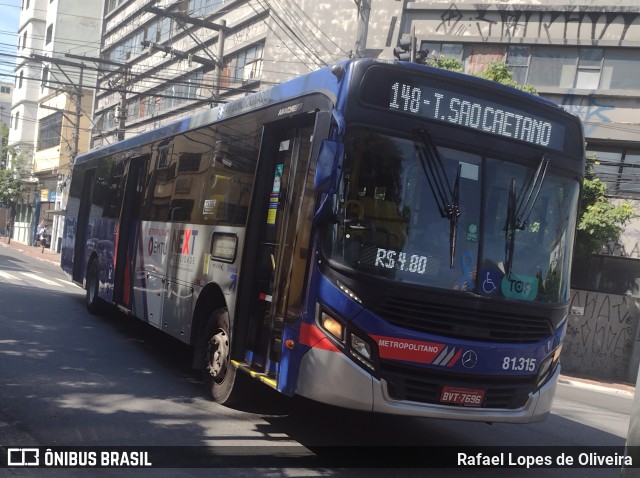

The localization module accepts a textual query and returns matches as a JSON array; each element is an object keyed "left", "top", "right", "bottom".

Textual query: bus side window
[
  {"left": 168, "top": 151, "right": 203, "bottom": 223},
  {"left": 203, "top": 174, "right": 231, "bottom": 221},
  {"left": 203, "top": 174, "right": 252, "bottom": 225},
  {"left": 102, "top": 158, "right": 127, "bottom": 219},
  {"left": 143, "top": 144, "right": 175, "bottom": 222}
]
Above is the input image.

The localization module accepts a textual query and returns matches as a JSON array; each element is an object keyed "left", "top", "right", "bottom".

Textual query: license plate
[{"left": 440, "top": 386, "right": 485, "bottom": 407}]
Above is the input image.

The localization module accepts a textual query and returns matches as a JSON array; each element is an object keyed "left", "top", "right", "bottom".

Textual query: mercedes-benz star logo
[{"left": 462, "top": 350, "right": 478, "bottom": 369}]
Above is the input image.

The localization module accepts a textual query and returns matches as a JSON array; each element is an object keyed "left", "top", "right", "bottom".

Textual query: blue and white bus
[{"left": 61, "top": 58, "right": 585, "bottom": 423}]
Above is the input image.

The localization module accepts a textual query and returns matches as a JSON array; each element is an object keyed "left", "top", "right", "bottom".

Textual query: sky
[{"left": 0, "top": 0, "right": 22, "bottom": 84}]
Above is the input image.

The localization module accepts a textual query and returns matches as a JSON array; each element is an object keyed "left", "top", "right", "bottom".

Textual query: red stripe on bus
[
  {"left": 448, "top": 349, "right": 462, "bottom": 367},
  {"left": 299, "top": 323, "right": 340, "bottom": 352}
]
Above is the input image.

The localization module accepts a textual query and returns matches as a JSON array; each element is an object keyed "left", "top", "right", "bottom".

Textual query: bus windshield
[{"left": 322, "top": 128, "right": 580, "bottom": 304}]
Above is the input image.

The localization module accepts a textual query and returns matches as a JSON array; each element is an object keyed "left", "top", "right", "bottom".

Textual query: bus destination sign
[{"left": 359, "top": 67, "right": 565, "bottom": 151}]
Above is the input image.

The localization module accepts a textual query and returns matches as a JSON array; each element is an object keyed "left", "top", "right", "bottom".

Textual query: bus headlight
[
  {"left": 536, "top": 345, "right": 562, "bottom": 388},
  {"left": 321, "top": 312, "right": 344, "bottom": 342},
  {"left": 351, "top": 333, "right": 371, "bottom": 359},
  {"left": 316, "top": 305, "right": 377, "bottom": 373},
  {"left": 350, "top": 333, "right": 374, "bottom": 370}
]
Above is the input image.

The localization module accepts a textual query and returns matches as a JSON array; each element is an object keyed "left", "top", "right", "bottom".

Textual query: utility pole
[
  {"left": 141, "top": 41, "right": 218, "bottom": 69},
  {"left": 214, "top": 20, "right": 226, "bottom": 102},
  {"left": 117, "top": 68, "right": 127, "bottom": 141},
  {"left": 65, "top": 53, "right": 129, "bottom": 142},
  {"left": 31, "top": 54, "right": 85, "bottom": 155},
  {"left": 30, "top": 54, "right": 85, "bottom": 252},
  {"left": 353, "top": 0, "right": 371, "bottom": 57}
]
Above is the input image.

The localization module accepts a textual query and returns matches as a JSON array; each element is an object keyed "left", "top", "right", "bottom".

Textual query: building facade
[
  {"left": 7, "top": 0, "right": 101, "bottom": 248},
  {"left": 91, "top": 0, "right": 368, "bottom": 146}
]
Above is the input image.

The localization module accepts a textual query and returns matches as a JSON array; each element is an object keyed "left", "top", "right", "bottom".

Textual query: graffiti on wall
[
  {"left": 561, "top": 290, "right": 638, "bottom": 381},
  {"left": 559, "top": 95, "right": 615, "bottom": 135},
  {"left": 602, "top": 241, "right": 640, "bottom": 258},
  {"left": 436, "top": 4, "right": 640, "bottom": 44}
]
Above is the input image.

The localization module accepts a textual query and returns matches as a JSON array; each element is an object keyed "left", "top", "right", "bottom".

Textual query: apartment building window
[
  {"left": 105, "top": 0, "right": 126, "bottom": 14},
  {"left": 0, "top": 86, "right": 10, "bottom": 94},
  {"left": 103, "top": 108, "right": 117, "bottom": 131},
  {"left": 118, "top": 30, "right": 145, "bottom": 62},
  {"left": 187, "top": 0, "right": 222, "bottom": 16},
  {"left": 142, "top": 96, "right": 157, "bottom": 118},
  {"left": 231, "top": 44, "right": 264, "bottom": 84},
  {"left": 102, "top": 19, "right": 171, "bottom": 63},
  {"left": 508, "top": 46, "right": 640, "bottom": 91},
  {"left": 37, "top": 112, "right": 63, "bottom": 151},
  {"left": 575, "top": 49, "right": 603, "bottom": 89},
  {"left": 46, "top": 24, "right": 53, "bottom": 45},
  {"left": 420, "top": 42, "right": 463, "bottom": 64},
  {"left": 601, "top": 49, "right": 639, "bottom": 90},
  {"left": 505, "top": 46, "right": 529, "bottom": 85},
  {"left": 526, "top": 47, "right": 577, "bottom": 88},
  {"left": 127, "top": 98, "right": 140, "bottom": 120},
  {"left": 14, "top": 112, "right": 19, "bottom": 129},
  {"left": 22, "top": 31, "right": 27, "bottom": 49},
  {"left": 18, "top": 71, "right": 23, "bottom": 88},
  {"left": 41, "top": 66, "right": 49, "bottom": 90},
  {"left": 144, "top": 17, "right": 171, "bottom": 45},
  {"left": 157, "top": 71, "right": 203, "bottom": 111},
  {"left": 588, "top": 149, "right": 640, "bottom": 198}
]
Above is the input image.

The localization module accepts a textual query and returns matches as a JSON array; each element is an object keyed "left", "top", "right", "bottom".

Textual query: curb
[
  {"left": 558, "top": 376, "right": 635, "bottom": 398},
  {"left": 0, "top": 240, "right": 61, "bottom": 265}
]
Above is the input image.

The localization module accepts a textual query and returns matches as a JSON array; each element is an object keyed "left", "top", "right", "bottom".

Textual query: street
[{"left": 0, "top": 242, "right": 634, "bottom": 477}]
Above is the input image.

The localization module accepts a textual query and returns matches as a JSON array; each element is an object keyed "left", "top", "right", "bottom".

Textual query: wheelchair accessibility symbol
[{"left": 481, "top": 270, "right": 502, "bottom": 295}]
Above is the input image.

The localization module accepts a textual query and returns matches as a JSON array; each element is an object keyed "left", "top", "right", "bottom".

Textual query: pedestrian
[{"left": 37, "top": 223, "right": 48, "bottom": 252}]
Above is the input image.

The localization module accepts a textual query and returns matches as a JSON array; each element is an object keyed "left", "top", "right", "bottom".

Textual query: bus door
[
  {"left": 112, "top": 155, "right": 149, "bottom": 309},
  {"left": 72, "top": 169, "right": 95, "bottom": 284},
  {"left": 241, "top": 117, "right": 316, "bottom": 378}
]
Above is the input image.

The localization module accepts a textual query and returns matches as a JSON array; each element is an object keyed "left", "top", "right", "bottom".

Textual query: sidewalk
[
  {"left": 0, "top": 237, "right": 61, "bottom": 265},
  {"left": 0, "top": 236, "right": 636, "bottom": 397},
  {"left": 558, "top": 374, "right": 636, "bottom": 398}
]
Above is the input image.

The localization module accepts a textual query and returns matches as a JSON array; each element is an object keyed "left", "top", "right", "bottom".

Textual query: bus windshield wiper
[
  {"left": 414, "top": 128, "right": 460, "bottom": 268},
  {"left": 503, "top": 154, "right": 550, "bottom": 277}
]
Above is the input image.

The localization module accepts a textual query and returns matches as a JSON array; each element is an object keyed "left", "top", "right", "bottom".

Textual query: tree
[
  {"left": 475, "top": 61, "right": 538, "bottom": 95},
  {"left": 426, "top": 57, "right": 537, "bottom": 94},
  {"left": 0, "top": 160, "right": 28, "bottom": 207},
  {"left": 426, "top": 55, "right": 463, "bottom": 73},
  {"left": 573, "top": 153, "right": 634, "bottom": 260},
  {"left": 0, "top": 138, "right": 31, "bottom": 242},
  {"left": 0, "top": 123, "right": 8, "bottom": 169}
]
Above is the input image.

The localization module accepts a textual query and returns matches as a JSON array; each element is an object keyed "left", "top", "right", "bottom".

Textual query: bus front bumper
[{"left": 295, "top": 347, "right": 558, "bottom": 424}]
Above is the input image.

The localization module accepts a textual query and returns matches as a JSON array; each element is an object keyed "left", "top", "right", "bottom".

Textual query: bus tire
[
  {"left": 203, "top": 308, "right": 248, "bottom": 405},
  {"left": 86, "top": 259, "right": 104, "bottom": 315}
]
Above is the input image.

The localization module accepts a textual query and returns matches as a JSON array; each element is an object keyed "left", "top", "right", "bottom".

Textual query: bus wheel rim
[{"left": 207, "top": 330, "right": 229, "bottom": 382}]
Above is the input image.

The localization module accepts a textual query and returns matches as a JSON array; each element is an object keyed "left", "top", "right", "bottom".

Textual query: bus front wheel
[
  {"left": 86, "top": 259, "right": 104, "bottom": 315},
  {"left": 203, "top": 308, "right": 247, "bottom": 405}
]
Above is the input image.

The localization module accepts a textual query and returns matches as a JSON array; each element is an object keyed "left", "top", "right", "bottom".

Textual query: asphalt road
[{"left": 0, "top": 241, "right": 634, "bottom": 477}]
